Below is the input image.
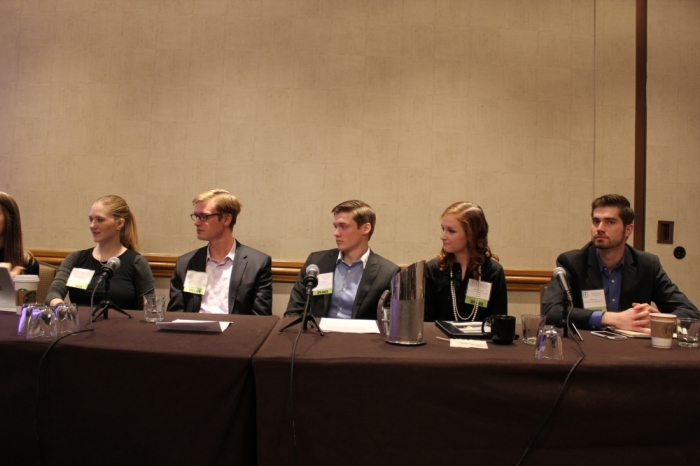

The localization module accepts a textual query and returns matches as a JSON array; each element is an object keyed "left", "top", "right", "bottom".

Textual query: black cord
[
  {"left": 515, "top": 307, "right": 586, "bottom": 466},
  {"left": 288, "top": 291, "right": 314, "bottom": 466},
  {"left": 35, "top": 288, "right": 98, "bottom": 465}
]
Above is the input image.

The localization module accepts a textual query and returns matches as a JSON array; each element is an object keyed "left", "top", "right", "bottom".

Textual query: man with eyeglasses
[{"left": 167, "top": 189, "right": 272, "bottom": 315}]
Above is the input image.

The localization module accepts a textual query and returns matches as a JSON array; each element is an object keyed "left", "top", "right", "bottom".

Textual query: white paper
[
  {"left": 319, "top": 318, "right": 380, "bottom": 334},
  {"left": 156, "top": 319, "right": 230, "bottom": 333},
  {"left": 450, "top": 339, "right": 489, "bottom": 349}
]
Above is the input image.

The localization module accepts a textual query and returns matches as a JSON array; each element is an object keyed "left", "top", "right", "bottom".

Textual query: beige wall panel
[
  {"left": 4, "top": 0, "right": 684, "bottom": 311},
  {"left": 19, "top": 14, "right": 57, "bottom": 47},
  {"left": 0, "top": 10, "right": 21, "bottom": 46},
  {"left": 188, "top": 50, "right": 224, "bottom": 86},
  {"left": 17, "top": 46, "right": 53, "bottom": 84},
  {"left": 0, "top": 46, "right": 19, "bottom": 83},
  {"left": 646, "top": 0, "right": 700, "bottom": 305},
  {"left": 435, "top": 0, "right": 469, "bottom": 27},
  {"left": 328, "top": 54, "right": 365, "bottom": 90},
  {"left": 366, "top": 23, "right": 402, "bottom": 57},
  {"left": 330, "top": 19, "right": 366, "bottom": 57},
  {"left": 156, "top": 14, "right": 193, "bottom": 50}
]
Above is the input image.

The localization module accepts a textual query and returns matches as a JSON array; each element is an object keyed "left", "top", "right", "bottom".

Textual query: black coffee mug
[{"left": 481, "top": 315, "right": 516, "bottom": 344}]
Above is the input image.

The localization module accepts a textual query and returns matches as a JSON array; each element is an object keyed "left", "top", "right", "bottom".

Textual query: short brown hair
[
  {"left": 331, "top": 200, "right": 376, "bottom": 240},
  {"left": 193, "top": 189, "right": 242, "bottom": 230},
  {"left": 591, "top": 194, "right": 635, "bottom": 227}
]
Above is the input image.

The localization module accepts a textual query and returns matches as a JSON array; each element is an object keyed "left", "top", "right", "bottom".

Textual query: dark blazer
[
  {"left": 168, "top": 241, "right": 272, "bottom": 315},
  {"left": 285, "top": 248, "right": 400, "bottom": 319},
  {"left": 424, "top": 257, "right": 508, "bottom": 322},
  {"left": 542, "top": 242, "right": 699, "bottom": 329}
]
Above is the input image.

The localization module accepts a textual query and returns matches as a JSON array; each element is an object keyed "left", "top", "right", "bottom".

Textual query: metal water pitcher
[{"left": 376, "top": 260, "right": 426, "bottom": 345}]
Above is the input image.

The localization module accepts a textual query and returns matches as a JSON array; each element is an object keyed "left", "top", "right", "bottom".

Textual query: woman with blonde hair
[
  {"left": 424, "top": 202, "right": 508, "bottom": 322},
  {"left": 46, "top": 195, "right": 154, "bottom": 310},
  {"left": 0, "top": 192, "right": 38, "bottom": 277}
]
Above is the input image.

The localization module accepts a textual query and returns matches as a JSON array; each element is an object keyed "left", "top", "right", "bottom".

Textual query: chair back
[{"left": 37, "top": 261, "right": 57, "bottom": 304}]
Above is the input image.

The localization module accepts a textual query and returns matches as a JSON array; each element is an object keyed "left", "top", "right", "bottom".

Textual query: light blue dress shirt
[{"left": 327, "top": 249, "right": 370, "bottom": 319}]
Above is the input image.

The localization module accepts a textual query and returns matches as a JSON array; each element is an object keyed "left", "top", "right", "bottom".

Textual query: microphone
[
  {"left": 552, "top": 267, "right": 573, "bottom": 304},
  {"left": 96, "top": 257, "right": 121, "bottom": 284},
  {"left": 303, "top": 264, "right": 319, "bottom": 290}
]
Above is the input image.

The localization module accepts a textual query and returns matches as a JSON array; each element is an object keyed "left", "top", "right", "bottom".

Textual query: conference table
[
  {"left": 4, "top": 309, "right": 699, "bottom": 466},
  {"left": 0, "top": 309, "right": 278, "bottom": 466},
  {"left": 253, "top": 319, "right": 700, "bottom": 466}
]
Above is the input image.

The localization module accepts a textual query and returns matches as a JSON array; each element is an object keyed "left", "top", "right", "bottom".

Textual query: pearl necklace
[{"left": 450, "top": 264, "right": 482, "bottom": 321}]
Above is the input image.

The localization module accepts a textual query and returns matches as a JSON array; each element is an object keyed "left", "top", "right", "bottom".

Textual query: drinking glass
[
  {"left": 26, "top": 305, "right": 56, "bottom": 340},
  {"left": 55, "top": 303, "right": 80, "bottom": 335},
  {"left": 677, "top": 317, "right": 699, "bottom": 348},
  {"left": 143, "top": 296, "right": 167, "bottom": 322},
  {"left": 522, "top": 314, "right": 547, "bottom": 345},
  {"left": 535, "top": 325, "right": 563, "bottom": 360}
]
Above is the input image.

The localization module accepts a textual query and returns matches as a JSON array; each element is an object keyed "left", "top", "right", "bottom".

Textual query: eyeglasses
[{"left": 190, "top": 212, "right": 222, "bottom": 222}]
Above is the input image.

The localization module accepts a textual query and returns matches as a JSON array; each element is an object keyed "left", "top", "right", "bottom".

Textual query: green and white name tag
[
  {"left": 66, "top": 268, "right": 95, "bottom": 290},
  {"left": 465, "top": 279, "right": 492, "bottom": 308},
  {"left": 183, "top": 270, "right": 208, "bottom": 295},
  {"left": 312, "top": 273, "right": 333, "bottom": 296},
  {"left": 582, "top": 289, "right": 607, "bottom": 311}
]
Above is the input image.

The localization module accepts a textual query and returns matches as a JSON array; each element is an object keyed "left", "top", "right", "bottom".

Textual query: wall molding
[{"left": 30, "top": 249, "right": 552, "bottom": 292}]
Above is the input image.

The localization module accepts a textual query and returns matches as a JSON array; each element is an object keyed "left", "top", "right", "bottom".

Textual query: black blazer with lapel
[
  {"left": 168, "top": 241, "right": 273, "bottom": 315},
  {"left": 542, "top": 242, "right": 699, "bottom": 329},
  {"left": 285, "top": 248, "right": 400, "bottom": 319}
]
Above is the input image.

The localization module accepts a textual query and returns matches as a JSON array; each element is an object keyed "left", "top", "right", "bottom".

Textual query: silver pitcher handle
[{"left": 376, "top": 290, "right": 390, "bottom": 335}]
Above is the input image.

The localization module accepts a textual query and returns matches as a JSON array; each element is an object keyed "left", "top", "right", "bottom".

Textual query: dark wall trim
[{"left": 634, "top": 0, "right": 647, "bottom": 250}]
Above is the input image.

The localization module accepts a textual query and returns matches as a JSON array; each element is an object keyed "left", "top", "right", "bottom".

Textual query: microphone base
[
  {"left": 279, "top": 313, "right": 324, "bottom": 335},
  {"left": 279, "top": 287, "right": 324, "bottom": 336},
  {"left": 92, "top": 299, "right": 131, "bottom": 321}
]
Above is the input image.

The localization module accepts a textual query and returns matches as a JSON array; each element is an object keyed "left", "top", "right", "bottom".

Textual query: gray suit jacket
[
  {"left": 542, "top": 242, "right": 699, "bottom": 329},
  {"left": 168, "top": 242, "right": 272, "bottom": 315},
  {"left": 285, "top": 248, "right": 400, "bottom": 319}
]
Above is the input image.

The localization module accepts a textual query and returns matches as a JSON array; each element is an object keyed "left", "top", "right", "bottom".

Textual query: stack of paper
[{"left": 156, "top": 319, "right": 230, "bottom": 333}]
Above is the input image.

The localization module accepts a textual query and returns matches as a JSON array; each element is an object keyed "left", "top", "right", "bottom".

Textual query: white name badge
[
  {"left": 183, "top": 270, "right": 208, "bottom": 295},
  {"left": 465, "top": 279, "right": 492, "bottom": 308},
  {"left": 66, "top": 268, "right": 96, "bottom": 290},
  {"left": 312, "top": 272, "right": 333, "bottom": 296},
  {"left": 582, "top": 289, "right": 607, "bottom": 311}
]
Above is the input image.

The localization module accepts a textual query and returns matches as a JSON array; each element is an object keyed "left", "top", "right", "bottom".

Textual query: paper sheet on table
[
  {"left": 319, "top": 318, "right": 380, "bottom": 334},
  {"left": 156, "top": 319, "right": 230, "bottom": 333},
  {"left": 450, "top": 339, "right": 488, "bottom": 349}
]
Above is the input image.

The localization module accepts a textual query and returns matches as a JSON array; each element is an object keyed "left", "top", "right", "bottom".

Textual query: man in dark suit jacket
[
  {"left": 543, "top": 194, "right": 698, "bottom": 332},
  {"left": 285, "top": 200, "right": 400, "bottom": 319},
  {"left": 168, "top": 189, "right": 272, "bottom": 315}
]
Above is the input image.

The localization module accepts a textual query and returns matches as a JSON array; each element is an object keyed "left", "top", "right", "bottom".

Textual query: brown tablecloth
[
  {"left": 253, "top": 319, "right": 700, "bottom": 466},
  {"left": 0, "top": 309, "right": 278, "bottom": 466}
]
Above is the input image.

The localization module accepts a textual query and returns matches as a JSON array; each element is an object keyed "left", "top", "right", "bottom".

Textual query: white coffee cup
[
  {"left": 13, "top": 274, "right": 40, "bottom": 311},
  {"left": 650, "top": 313, "right": 677, "bottom": 349}
]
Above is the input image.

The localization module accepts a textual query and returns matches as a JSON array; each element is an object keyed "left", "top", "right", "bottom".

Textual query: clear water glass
[{"left": 535, "top": 325, "right": 563, "bottom": 360}]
